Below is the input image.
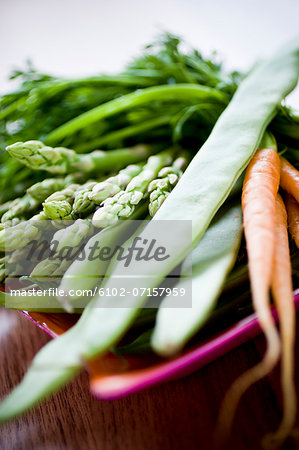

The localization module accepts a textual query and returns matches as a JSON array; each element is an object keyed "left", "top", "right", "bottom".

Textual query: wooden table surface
[{"left": 0, "top": 306, "right": 298, "bottom": 450}]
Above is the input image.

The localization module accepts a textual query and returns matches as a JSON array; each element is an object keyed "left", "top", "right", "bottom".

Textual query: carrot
[
  {"left": 280, "top": 157, "right": 299, "bottom": 203},
  {"left": 262, "top": 194, "right": 297, "bottom": 449},
  {"left": 285, "top": 193, "right": 299, "bottom": 248},
  {"left": 215, "top": 147, "right": 281, "bottom": 445}
]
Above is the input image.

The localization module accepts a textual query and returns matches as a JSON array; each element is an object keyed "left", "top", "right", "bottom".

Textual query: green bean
[
  {"left": 151, "top": 203, "right": 242, "bottom": 356},
  {"left": 1, "top": 38, "right": 299, "bottom": 423},
  {"left": 45, "top": 84, "right": 228, "bottom": 144}
]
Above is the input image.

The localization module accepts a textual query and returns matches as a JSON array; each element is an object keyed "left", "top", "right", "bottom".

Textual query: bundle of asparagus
[{"left": 0, "top": 144, "right": 188, "bottom": 283}]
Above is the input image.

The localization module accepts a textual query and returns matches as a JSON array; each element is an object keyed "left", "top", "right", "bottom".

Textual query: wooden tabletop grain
[{"left": 0, "top": 307, "right": 298, "bottom": 450}]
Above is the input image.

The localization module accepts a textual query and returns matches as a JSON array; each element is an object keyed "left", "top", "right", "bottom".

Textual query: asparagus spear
[
  {"left": 0, "top": 200, "right": 15, "bottom": 219},
  {"left": 42, "top": 163, "right": 148, "bottom": 275},
  {"left": 1, "top": 217, "right": 26, "bottom": 228},
  {"left": 2, "top": 220, "right": 92, "bottom": 286},
  {"left": 92, "top": 148, "right": 176, "bottom": 226},
  {"left": 72, "top": 182, "right": 98, "bottom": 216},
  {"left": 1, "top": 194, "right": 40, "bottom": 223},
  {"left": 0, "top": 221, "right": 41, "bottom": 252},
  {"left": 52, "top": 219, "right": 93, "bottom": 251},
  {"left": 7, "top": 246, "right": 34, "bottom": 266},
  {"left": 30, "top": 256, "right": 74, "bottom": 278},
  {"left": 72, "top": 192, "right": 95, "bottom": 216},
  {"left": 89, "top": 164, "right": 143, "bottom": 204},
  {"left": 148, "top": 153, "right": 189, "bottom": 216},
  {"left": 0, "top": 257, "right": 6, "bottom": 282},
  {"left": 43, "top": 184, "right": 79, "bottom": 220},
  {"left": 59, "top": 201, "right": 149, "bottom": 304},
  {"left": 27, "top": 177, "right": 69, "bottom": 201},
  {"left": 38, "top": 164, "right": 146, "bottom": 285},
  {"left": 6, "top": 140, "right": 159, "bottom": 175},
  {"left": 1, "top": 175, "right": 84, "bottom": 224},
  {"left": 1, "top": 210, "right": 47, "bottom": 229},
  {"left": 31, "top": 211, "right": 48, "bottom": 220},
  {"left": 39, "top": 168, "right": 141, "bottom": 268},
  {"left": 52, "top": 180, "right": 107, "bottom": 219},
  {"left": 21, "top": 219, "right": 94, "bottom": 303},
  {"left": 0, "top": 252, "right": 26, "bottom": 283},
  {"left": 30, "top": 155, "right": 183, "bottom": 299},
  {"left": 4, "top": 246, "right": 38, "bottom": 278},
  {"left": 72, "top": 164, "right": 144, "bottom": 217},
  {"left": 27, "top": 173, "right": 88, "bottom": 202},
  {"left": 44, "top": 201, "right": 74, "bottom": 220}
]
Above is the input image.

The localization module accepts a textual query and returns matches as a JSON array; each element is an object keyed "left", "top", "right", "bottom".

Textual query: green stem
[
  {"left": 45, "top": 84, "right": 228, "bottom": 144},
  {"left": 75, "top": 116, "right": 171, "bottom": 152},
  {"left": 0, "top": 75, "right": 155, "bottom": 121},
  {"left": 0, "top": 97, "right": 27, "bottom": 121}
]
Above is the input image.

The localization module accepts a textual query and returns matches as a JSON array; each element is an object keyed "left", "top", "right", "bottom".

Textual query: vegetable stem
[{"left": 45, "top": 84, "right": 228, "bottom": 144}]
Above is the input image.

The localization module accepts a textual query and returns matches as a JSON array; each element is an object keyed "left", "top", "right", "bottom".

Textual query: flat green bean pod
[{"left": 151, "top": 202, "right": 243, "bottom": 356}]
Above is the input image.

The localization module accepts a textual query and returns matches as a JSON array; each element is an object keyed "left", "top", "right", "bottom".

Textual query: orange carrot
[
  {"left": 285, "top": 193, "right": 299, "bottom": 248},
  {"left": 280, "top": 157, "right": 299, "bottom": 203},
  {"left": 215, "top": 147, "right": 281, "bottom": 444},
  {"left": 262, "top": 194, "right": 297, "bottom": 448}
]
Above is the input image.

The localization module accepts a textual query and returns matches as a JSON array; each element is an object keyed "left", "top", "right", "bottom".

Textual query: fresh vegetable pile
[{"left": 0, "top": 33, "right": 299, "bottom": 448}]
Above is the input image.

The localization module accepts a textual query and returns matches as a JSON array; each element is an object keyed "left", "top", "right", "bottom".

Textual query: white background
[{"left": 1, "top": 0, "right": 299, "bottom": 105}]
